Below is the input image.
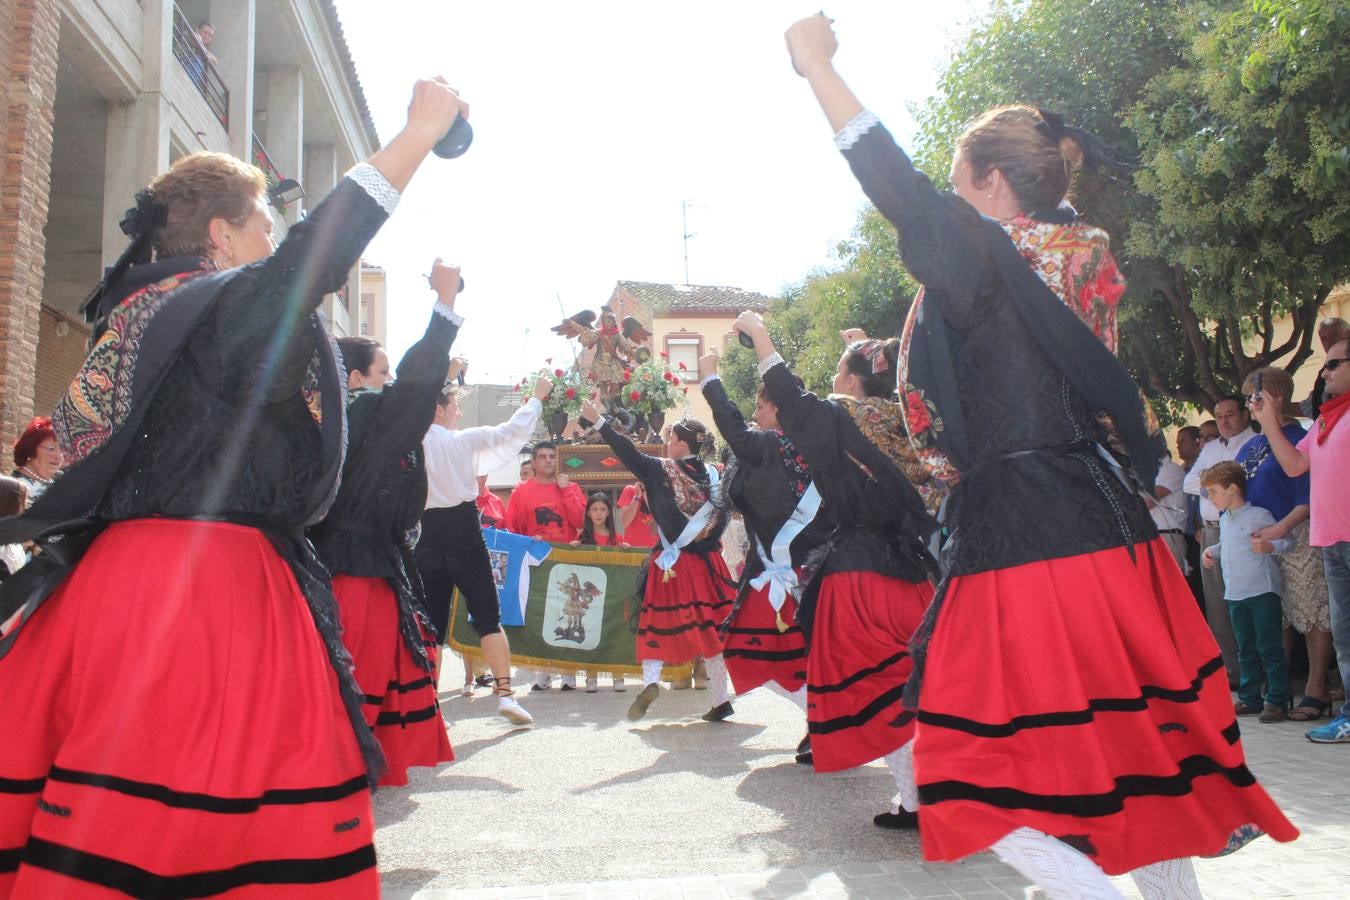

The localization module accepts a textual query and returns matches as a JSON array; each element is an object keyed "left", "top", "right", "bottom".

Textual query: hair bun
[{"left": 1058, "top": 135, "right": 1084, "bottom": 172}]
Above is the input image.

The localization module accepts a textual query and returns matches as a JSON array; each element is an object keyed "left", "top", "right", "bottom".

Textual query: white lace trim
[
  {"left": 756, "top": 352, "right": 785, "bottom": 378},
  {"left": 699, "top": 373, "right": 720, "bottom": 387},
  {"left": 346, "top": 162, "right": 400, "bottom": 215},
  {"left": 433, "top": 304, "right": 464, "bottom": 326},
  {"left": 834, "top": 110, "right": 881, "bottom": 151}
]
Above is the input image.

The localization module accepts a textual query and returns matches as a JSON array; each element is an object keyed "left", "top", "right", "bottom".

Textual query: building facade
[
  {"left": 604, "top": 280, "right": 774, "bottom": 428},
  {"left": 0, "top": 0, "right": 382, "bottom": 447}
]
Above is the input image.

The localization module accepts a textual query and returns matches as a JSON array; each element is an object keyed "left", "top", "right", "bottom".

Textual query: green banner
[{"left": 450, "top": 543, "right": 692, "bottom": 677}]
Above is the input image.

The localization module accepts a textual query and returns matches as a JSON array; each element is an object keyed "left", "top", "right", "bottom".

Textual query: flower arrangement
[
  {"left": 622, "top": 358, "right": 686, "bottom": 415},
  {"left": 521, "top": 363, "right": 596, "bottom": 419}
]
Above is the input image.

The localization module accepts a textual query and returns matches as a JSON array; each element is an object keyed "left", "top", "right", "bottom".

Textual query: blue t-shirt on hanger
[{"left": 481, "top": 527, "right": 552, "bottom": 627}]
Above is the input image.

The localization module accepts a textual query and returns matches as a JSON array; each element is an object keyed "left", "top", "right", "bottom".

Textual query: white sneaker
[
  {"left": 461, "top": 682, "right": 474, "bottom": 697},
  {"left": 585, "top": 673, "right": 599, "bottom": 692},
  {"left": 498, "top": 695, "right": 534, "bottom": 726}
]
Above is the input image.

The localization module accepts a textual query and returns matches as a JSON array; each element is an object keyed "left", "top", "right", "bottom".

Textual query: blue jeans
[{"left": 1323, "top": 541, "right": 1350, "bottom": 718}]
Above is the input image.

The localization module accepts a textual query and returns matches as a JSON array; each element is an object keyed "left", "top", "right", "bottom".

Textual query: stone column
[
  {"left": 207, "top": 0, "right": 256, "bottom": 162},
  {"left": 0, "top": 0, "right": 61, "bottom": 444},
  {"left": 264, "top": 64, "right": 303, "bottom": 223}
]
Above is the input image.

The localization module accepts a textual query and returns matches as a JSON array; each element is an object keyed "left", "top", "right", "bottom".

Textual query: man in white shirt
[
  {"left": 1149, "top": 455, "right": 1189, "bottom": 574},
  {"left": 416, "top": 368, "right": 552, "bottom": 725},
  {"left": 1182, "top": 396, "right": 1256, "bottom": 684}
]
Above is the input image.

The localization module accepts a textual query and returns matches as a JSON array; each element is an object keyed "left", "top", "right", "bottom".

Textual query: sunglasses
[{"left": 1323, "top": 358, "right": 1349, "bottom": 372}]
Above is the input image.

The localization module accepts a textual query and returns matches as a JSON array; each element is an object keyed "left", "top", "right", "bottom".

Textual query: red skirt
[
  {"left": 722, "top": 584, "right": 807, "bottom": 694},
  {"left": 0, "top": 519, "right": 378, "bottom": 898},
  {"left": 636, "top": 551, "right": 735, "bottom": 663},
  {"left": 808, "top": 571, "right": 933, "bottom": 773},
  {"left": 914, "top": 539, "right": 1299, "bottom": 874},
  {"left": 332, "top": 575, "right": 454, "bottom": 788}
]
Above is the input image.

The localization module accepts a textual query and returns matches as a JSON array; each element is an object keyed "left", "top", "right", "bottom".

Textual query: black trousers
[{"left": 415, "top": 503, "right": 502, "bottom": 643}]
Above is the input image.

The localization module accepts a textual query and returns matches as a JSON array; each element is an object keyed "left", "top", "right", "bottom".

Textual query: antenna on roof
[{"left": 682, "top": 200, "right": 696, "bottom": 285}]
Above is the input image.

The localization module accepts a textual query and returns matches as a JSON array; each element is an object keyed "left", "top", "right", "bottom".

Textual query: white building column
[
  {"left": 102, "top": 0, "right": 173, "bottom": 266},
  {"left": 208, "top": 0, "right": 257, "bottom": 162},
  {"left": 264, "top": 65, "right": 304, "bottom": 222},
  {"left": 302, "top": 141, "right": 336, "bottom": 214}
]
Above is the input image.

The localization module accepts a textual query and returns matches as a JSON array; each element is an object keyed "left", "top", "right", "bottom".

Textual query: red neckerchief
[{"left": 1316, "top": 390, "right": 1350, "bottom": 445}]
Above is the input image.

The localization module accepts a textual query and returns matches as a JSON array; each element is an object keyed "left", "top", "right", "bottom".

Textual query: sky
[{"left": 332, "top": 1, "right": 984, "bottom": 382}]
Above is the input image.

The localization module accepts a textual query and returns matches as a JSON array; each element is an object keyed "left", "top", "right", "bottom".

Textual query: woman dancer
[
  {"left": 578, "top": 398, "right": 735, "bottom": 722},
  {"left": 0, "top": 78, "right": 465, "bottom": 898},
  {"left": 310, "top": 258, "right": 464, "bottom": 786},
  {"left": 784, "top": 14, "right": 1295, "bottom": 896},
  {"left": 731, "top": 316, "right": 937, "bottom": 827},
  {"left": 697, "top": 350, "right": 831, "bottom": 722}
]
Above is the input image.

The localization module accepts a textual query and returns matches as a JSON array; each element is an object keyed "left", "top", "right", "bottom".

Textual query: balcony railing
[
  {"left": 171, "top": 5, "right": 229, "bottom": 129},
  {"left": 251, "top": 133, "right": 283, "bottom": 186}
]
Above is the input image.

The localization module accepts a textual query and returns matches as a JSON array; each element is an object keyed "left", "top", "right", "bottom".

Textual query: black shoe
[
  {"left": 474, "top": 674, "right": 494, "bottom": 687},
  {"left": 701, "top": 701, "right": 734, "bottom": 722},
  {"left": 627, "top": 683, "right": 660, "bottom": 721},
  {"left": 531, "top": 683, "right": 550, "bottom": 692},
  {"left": 560, "top": 683, "right": 576, "bottom": 692},
  {"left": 795, "top": 733, "right": 812, "bottom": 765},
  {"left": 873, "top": 808, "right": 919, "bottom": 830}
]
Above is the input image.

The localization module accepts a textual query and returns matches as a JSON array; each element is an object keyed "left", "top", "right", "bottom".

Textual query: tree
[
  {"left": 719, "top": 205, "right": 920, "bottom": 413},
  {"left": 1125, "top": 0, "right": 1350, "bottom": 404},
  {"left": 913, "top": 0, "right": 1350, "bottom": 413}
]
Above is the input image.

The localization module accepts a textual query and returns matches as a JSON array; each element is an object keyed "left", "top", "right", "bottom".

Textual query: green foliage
[
  {"left": 915, "top": 0, "right": 1349, "bottom": 414},
  {"left": 719, "top": 206, "right": 920, "bottom": 413}
]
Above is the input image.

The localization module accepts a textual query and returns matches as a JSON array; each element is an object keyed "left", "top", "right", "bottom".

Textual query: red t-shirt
[
  {"left": 476, "top": 487, "right": 507, "bottom": 530},
  {"left": 617, "top": 483, "right": 658, "bottom": 548},
  {"left": 505, "top": 478, "right": 586, "bottom": 543}
]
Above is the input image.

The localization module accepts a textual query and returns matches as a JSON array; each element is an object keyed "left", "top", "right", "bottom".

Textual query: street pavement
[{"left": 376, "top": 672, "right": 1349, "bottom": 899}]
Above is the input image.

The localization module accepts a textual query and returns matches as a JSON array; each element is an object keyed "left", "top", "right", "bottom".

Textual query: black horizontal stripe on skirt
[
  {"left": 375, "top": 705, "right": 440, "bottom": 728},
  {"left": 362, "top": 693, "right": 385, "bottom": 706},
  {"left": 808, "top": 682, "right": 911, "bottom": 735},
  {"left": 0, "top": 776, "right": 45, "bottom": 794},
  {"left": 22, "top": 836, "right": 375, "bottom": 897},
  {"left": 722, "top": 647, "right": 807, "bottom": 662},
  {"left": 642, "top": 599, "right": 715, "bottom": 614},
  {"left": 638, "top": 620, "right": 719, "bottom": 637},
  {"left": 1221, "top": 720, "right": 1240, "bottom": 744},
  {"left": 919, "top": 754, "right": 1257, "bottom": 818},
  {"left": 0, "top": 847, "right": 21, "bottom": 873},
  {"left": 387, "top": 676, "right": 434, "bottom": 694},
  {"left": 917, "top": 656, "right": 1226, "bottom": 738},
  {"left": 807, "top": 651, "right": 908, "bottom": 695},
  {"left": 46, "top": 768, "right": 368, "bottom": 813},
  {"left": 724, "top": 625, "right": 804, "bottom": 636}
]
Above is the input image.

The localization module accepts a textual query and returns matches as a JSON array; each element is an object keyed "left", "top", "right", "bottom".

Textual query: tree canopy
[{"left": 722, "top": 0, "right": 1350, "bottom": 420}]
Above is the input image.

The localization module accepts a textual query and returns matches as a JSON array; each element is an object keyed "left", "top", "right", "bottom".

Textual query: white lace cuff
[
  {"left": 756, "top": 352, "right": 785, "bottom": 378},
  {"left": 834, "top": 110, "right": 881, "bottom": 151},
  {"left": 433, "top": 304, "right": 464, "bottom": 326},
  {"left": 346, "top": 163, "right": 400, "bottom": 215},
  {"left": 700, "top": 374, "right": 721, "bottom": 387}
]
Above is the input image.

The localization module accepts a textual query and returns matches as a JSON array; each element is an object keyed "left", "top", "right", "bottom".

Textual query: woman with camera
[{"left": 0, "top": 78, "right": 466, "bottom": 898}]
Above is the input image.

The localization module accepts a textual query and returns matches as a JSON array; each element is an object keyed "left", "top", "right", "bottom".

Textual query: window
[{"left": 663, "top": 332, "right": 702, "bottom": 381}]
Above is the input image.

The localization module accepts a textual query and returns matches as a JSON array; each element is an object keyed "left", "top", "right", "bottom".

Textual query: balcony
[{"left": 171, "top": 5, "right": 229, "bottom": 129}]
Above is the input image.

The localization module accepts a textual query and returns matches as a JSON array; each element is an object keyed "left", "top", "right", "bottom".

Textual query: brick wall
[
  {"left": 33, "top": 305, "right": 88, "bottom": 420},
  {"left": 0, "top": 0, "right": 60, "bottom": 450}
]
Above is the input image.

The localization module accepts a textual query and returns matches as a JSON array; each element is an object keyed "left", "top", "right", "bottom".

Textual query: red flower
[
  {"left": 554, "top": 368, "right": 565, "bottom": 378},
  {"left": 678, "top": 362, "right": 688, "bottom": 371},
  {"left": 905, "top": 391, "right": 932, "bottom": 433},
  {"left": 565, "top": 388, "right": 577, "bottom": 399},
  {"left": 623, "top": 371, "right": 632, "bottom": 381},
  {"left": 682, "top": 387, "right": 688, "bottom": 395},
  {"left": 659, "top": 351, "right": 669, "bottom": 359},
  {"left": 630, "top": 390, "right": 642, "bottom": 402}
]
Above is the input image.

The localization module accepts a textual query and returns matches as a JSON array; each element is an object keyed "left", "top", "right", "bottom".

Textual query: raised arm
[
  {"left": 579, "top": 397, "right": 665, "bottom": 485},
  {"left": 785, "top": 15, "right": 989, "bottom": 317},
  {"left": 207, "top": 79, "right": 468, "bottom": 400},
  {"left": 371, "top": 268, "right": 463, "bottom": 458},
  {"left": 700, "top": 354, "right": 775, "bottom": 467},
  {"left": 732, "top": 311, "right": 840, "bottom": 466}
]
